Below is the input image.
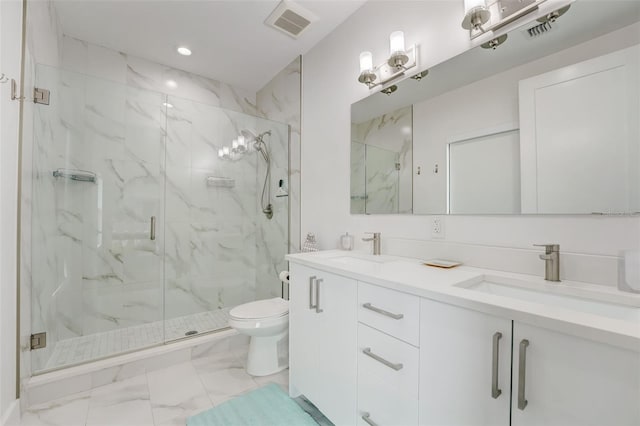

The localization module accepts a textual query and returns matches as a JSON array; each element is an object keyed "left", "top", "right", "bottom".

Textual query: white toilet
[{"left": 228, "top": 297, "right": 289, "bottom": 376}]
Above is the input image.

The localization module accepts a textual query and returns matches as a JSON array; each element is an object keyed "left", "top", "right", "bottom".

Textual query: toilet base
[{"left": 246, "top": 330, "right": 289, "bottom": 376}]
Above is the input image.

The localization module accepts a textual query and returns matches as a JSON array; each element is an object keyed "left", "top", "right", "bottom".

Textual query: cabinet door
[
  {"left": 512, "top": 322, "right": 640, "bottom": 426},
  {"left": 288, "top": 263, "right": 320, "bottom": 400},
  {"left": 419, "top": 299, "right": 511, "bottom": 426},
  {"left": 314, "top": 271, "right": 357, "bottom": 426}
]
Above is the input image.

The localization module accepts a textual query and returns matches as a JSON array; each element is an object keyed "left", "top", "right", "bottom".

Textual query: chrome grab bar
[
  {"left": 362, "top": 302, "right": 403, "bottom": 320},
  {"left": 52, "top": 168, "right": 96, "bottom": 183},
  {"left": 362, "top": 347, "right": 403, "bottom": 371},
  {"left": 518, "top": 339, "right": 530, "bottom": 410},
  {"left": 491, "top": 332, "right": 502, "bottom": 399}
]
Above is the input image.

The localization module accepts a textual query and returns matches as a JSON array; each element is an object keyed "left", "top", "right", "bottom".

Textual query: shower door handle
[{"left": 150, "top": 216, "right": 156, "bottom": 241}]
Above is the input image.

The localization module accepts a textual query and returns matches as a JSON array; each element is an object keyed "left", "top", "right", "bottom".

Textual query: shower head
[{"left": 240, "top": 129, "right": 271, "bottom": 143}]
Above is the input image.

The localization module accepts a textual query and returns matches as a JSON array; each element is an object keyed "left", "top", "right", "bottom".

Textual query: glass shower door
[{"left": 30, "top": 65, "right": 167, "bottom": 373}]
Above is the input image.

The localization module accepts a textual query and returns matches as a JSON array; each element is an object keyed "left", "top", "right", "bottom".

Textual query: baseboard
[{"left": 1, "top": 399, "right": 21, "bottom": 426}]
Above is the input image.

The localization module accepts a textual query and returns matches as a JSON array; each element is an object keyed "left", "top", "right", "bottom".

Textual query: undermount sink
[
  {"left": 325, "top": 253, "right": 394, "bottom": 267},
  {"left": 456, "top": 275, "right": 640, "bottom": 323}
]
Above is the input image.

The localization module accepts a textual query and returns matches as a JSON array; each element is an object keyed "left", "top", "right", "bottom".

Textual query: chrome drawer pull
[
  {"left": 362, "top": 302, "right": 404, "bottom": 320},
  {"left": 491, "top": 332, "right": 502, "bottom": 399},
  {"left": 361, "top": 412, "right": 379, "bottom": 426},
  {"left": 518, "top": 339, "right": 530, "bottom": 410},
  {"left": 362, "top": 347, "right": 403, "bottom": 371}
]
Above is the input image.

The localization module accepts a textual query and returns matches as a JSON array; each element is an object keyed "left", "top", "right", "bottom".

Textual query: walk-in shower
[{"left": 25, "top": 65, "right": 290, "bottom": 374}]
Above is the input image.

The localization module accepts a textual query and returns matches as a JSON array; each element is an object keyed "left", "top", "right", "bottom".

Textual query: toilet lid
[{"left": 229, "top": 297, "right": 289, "bottom": 320}]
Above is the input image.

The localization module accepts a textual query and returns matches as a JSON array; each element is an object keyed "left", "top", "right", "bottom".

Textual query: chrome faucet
[
  {"left": 362, "top": 232, "right": 381, "bottom": 255},
  {"left": 534, "top": 244, "right": 560, "bottom": 282}
]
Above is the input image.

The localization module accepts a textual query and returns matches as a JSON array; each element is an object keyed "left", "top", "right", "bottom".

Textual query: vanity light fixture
[
  {"left": 165, "top": 79, "right": 177, "bottom": 89},
  {"left": 481, "top": 34, "right": 508, "bottom": 49},
  {"left": 381, "top": 85, "right": 397, "bottom": 96},
  {"left": 162, "top": 102, "right": 174, "bottom": 108},
  {"left": 357, "top": 30, "right": 417, "bottom": 89},
  {"left": 461, "top": 0, "right": 491, "bottom": 31},
  {"left": 411, "top": 70, "right": 429, "bottom": 81},
  {"left": 177, "top": 46, "right": 192, "bottom": 56}
]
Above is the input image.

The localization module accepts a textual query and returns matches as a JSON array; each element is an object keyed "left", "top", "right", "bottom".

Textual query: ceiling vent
[{"left": 265, "top": 0, "right": 317, "bottom": 39}]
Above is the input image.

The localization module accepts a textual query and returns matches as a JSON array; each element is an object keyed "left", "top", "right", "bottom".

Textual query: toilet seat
[{"left": 229, "top": 297, "right": 289, "bottom": 320}]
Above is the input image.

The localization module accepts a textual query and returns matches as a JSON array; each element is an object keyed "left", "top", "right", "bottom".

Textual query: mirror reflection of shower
[{"left": 218, "top": 129, "right": 274, "bottom": 220}]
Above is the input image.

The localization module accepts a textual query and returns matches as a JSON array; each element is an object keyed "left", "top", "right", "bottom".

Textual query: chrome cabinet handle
[
  {"left": 150, "top": 216, "right": 156, "bottom": 241},
  {"left": 361, "top": 412, "right": 379, "bottom": 426},
  {"left": 362, "top": 302, "right": 404, "bottom": 320},
  {"left": 362, "top": 347, "right": 403, "bottom": 371},
  {"left": 315, "top": 278, "right": 323, "bottom": 313},
  {"left": 491, "top": 332, "right": 502, "bottom": 399},
  {"left": 308, "top": 276, "right": 316, "bottom": 310},
  {"left": 518, "top": 339, "right": 530, "bottom": 410}
]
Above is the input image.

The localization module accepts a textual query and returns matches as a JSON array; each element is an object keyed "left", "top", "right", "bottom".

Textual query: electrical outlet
[{"left": 431, "top": 217, "right": 444, "bottom": 239}]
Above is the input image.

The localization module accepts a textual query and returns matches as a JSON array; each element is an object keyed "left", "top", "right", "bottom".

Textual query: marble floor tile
[
  {"left": 85, "top": 375, "right": 154, "bottom": 426},
  {"left": 21, "top": 391, "right": 91, "bottom": 426},
  {"left": 147, "top": 362, "right": 213, "bottom": 426},
  {"left": 253, "top": 368, "right": 289, "bottom": 390},
  {"left": 193, "top": 354, "right": 259, "bottom": 405}
]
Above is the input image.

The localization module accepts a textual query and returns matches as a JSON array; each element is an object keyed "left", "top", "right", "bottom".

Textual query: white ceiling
[{"left": 53, "top": 0, "right": 366, "bottom": 92}]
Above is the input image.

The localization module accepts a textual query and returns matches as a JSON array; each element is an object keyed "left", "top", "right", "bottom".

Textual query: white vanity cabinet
[
  {"left": 357, "top": 282, "right": 420, "bottom": 426},
  {"left": 511, "top": 322, "right": 640, "bottom": 426},
  {"left": 288, "top": 263, "right": 357, "bottom": 426},
  {"left": 420, "top": 298, "right": 640, "bottom": 426},
  {"left": 419, "top": 298, "right": 512, "bottom": 426}
]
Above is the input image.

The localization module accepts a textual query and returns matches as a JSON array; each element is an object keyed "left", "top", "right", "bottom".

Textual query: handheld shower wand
[{"left": 241, "top": 130, "right": 273, "bottom": 219}]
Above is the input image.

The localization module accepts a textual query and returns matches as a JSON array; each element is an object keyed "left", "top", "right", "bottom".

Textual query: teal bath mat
[{"left": 187, "top": 383, "right": 318, "bottom": 426}]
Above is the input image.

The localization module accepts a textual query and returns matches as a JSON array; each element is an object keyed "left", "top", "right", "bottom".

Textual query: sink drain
[{"left": 185, "top": 330, "right": 198, "bottom": 336}]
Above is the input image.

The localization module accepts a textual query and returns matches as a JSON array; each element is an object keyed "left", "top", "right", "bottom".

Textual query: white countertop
[{"left": 286, "top": 250, "right": 640, "bottom": 352}]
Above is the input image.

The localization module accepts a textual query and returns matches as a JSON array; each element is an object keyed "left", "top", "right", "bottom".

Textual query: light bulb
[
  {"left": 238, "top": 135, "right": 246, "bottom": 148},
  {"left": 389, "top": 31, "right": 405, "bottom": 55},
  {"left": 218, "top": 148, "right": 224, "bottom": 158},
  {"left": 223, "top": 146, "right": 230, "bottom": 156},
  {"left": 232, "top": 139, "right": 239, "bottom": 150},
  {"left": 359, "top": 51, "right": 373, "bottom": 73}
]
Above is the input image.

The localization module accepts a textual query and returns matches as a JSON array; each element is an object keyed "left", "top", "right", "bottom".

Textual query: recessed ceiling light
[
  {"left": 163, "top": 102, "right": 174, "bottom": 108},
  {"left": 177, "top": 47, "right": 192, "bottom": 56},
  {"left": 165, "top": 80, "right": 177, "bottom": 89}
]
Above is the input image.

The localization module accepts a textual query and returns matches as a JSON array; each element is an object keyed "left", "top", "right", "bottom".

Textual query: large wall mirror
[{"left": 350, "top": 1, "right": 640, "bottom": 215}]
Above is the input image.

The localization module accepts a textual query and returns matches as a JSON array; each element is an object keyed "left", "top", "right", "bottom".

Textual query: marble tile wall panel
[
  {"left": 164, "top": 98, "right": 262, "bottom": 320},
  {"left": 350, "top": 142, "right": 366, "bottom": 214},
  {"left": 61, "top": 36, "right": 257, "bottom": 116},
  {"left": 256, "top": 56, "right": 300, "bottom": 255},
  {"left": 352, "top": 106, "right": 413, "bottom": 214}
]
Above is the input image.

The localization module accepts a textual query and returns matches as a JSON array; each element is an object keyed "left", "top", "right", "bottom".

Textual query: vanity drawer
[
  {"left": 357, "top": 376, "right": 419, "bottom": 426},
  {"left": 358, "top": 282, "right": 420, "bottom": 346},
  {"left": 357, "top": 323, "right": 419, "bottom": 399}
]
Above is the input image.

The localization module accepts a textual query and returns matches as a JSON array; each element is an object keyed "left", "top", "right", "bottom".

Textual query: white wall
[
  {"left": 0, "top": 0, "right": 24, "bottom": 423},
  {"left": 301, "top": 1, "right": 639, "bottom": 277}
]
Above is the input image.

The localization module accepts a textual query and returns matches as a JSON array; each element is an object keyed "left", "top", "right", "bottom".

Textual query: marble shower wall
[
  {"left": 163, "top": 96, "right": 288, "bottom": 318},
  {"left": 60, "top": 36, "right": 257, "bottom": 116},
  {"left": 257, "top": 56, "right": 301, "bottom": 257},
  {"left": 351, "top": 106, "right": 413, "bottom": 214}
]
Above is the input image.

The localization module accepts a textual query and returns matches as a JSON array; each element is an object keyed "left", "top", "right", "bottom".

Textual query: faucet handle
[{"left": 533, "top": 244, "right": 559, "bottom": 253}]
